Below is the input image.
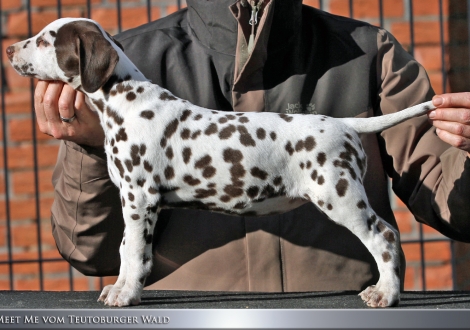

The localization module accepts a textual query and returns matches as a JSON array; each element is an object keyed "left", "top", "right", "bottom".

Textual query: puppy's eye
[{"left": 36, "top": 37, "right": 50, "bottom": 47}]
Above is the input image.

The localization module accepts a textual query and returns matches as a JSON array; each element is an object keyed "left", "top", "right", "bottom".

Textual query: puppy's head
[{"left": 6, "top": 18, "right": 122, "bottom": 93}]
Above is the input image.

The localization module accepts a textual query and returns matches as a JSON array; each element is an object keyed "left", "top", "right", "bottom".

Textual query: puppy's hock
[{"left": 7, "top": 18, "right": 435, "bottom": 308}]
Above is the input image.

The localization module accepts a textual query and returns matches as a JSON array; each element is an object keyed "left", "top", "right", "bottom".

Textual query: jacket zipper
[{"left": 247, "top": 0, "right": 262, "bottom": 53}]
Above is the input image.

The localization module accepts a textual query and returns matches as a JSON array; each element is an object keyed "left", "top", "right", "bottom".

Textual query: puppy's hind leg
[
  {"left": 355, "top": 209, "right": 401, "bottom": 308},
  {"left": 307, "top": 182, "right": 400, "bottom": 307}
]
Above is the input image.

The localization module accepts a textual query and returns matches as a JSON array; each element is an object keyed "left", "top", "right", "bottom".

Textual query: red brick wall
[
  {"left": 0, "top": 0, "right": 183, "bottom": 291},
  {"left": 0, "top": 0, "right": 469, "bottom": 291}
]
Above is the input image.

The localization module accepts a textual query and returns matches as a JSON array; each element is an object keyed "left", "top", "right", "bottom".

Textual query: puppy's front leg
[
  {"left": 101, "top": 188, "right": 159, "bottom": 307},
  {"left": 97, "top": 226, "right": 128, "bottom": 304}
]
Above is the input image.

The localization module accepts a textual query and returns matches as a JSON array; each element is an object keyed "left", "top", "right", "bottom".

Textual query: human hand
[
  {"left": 34, "top": 81, "right": 104, "bottom": 147},
  {"left": 428, "top": 93, "right": 470, "bottom": 157}
]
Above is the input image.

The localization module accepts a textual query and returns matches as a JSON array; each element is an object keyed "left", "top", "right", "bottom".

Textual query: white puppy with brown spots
[{"left": 7, "top": 18, "right": 434, "bottom": 307}]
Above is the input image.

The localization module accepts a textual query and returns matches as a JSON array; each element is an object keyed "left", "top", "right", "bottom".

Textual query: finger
[
  {"left": 435, "top": 128, "right": 470, "bottom": 152},
  {"left": 432, "top": 120, "right": 470, "bottom": 139},
  {"left": 42, "top": 81, "right": 66, "bottom": 125},
  {"left": 73, "top": 92, "right": 94, "bottom": 121},
  {"left": 428, "top": 108, "right": 470, "bottom": 125},
  {"left": 34, "top": 81, "right": 52, "bottom": 132},
  {"left": 74, "top": 92, "right": 86, "bottom": 114},
  {"left": 57, "top": 84, "right": 77, "bottom": 123},
  {"left": 433, "top": 92, "right": 470, "bottom": 109},
  {"left": 73, "top": 93, "right": 105, "bottom": 147}
]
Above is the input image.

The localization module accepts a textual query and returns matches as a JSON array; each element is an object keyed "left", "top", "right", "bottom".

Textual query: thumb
[{"left": 74, "top": 92, "right": 99, "bottom": 121}]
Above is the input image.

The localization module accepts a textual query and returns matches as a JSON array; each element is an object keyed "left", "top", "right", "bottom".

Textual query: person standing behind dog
[{"left": 34, "top": 0, "right": 470, "bottom": 291}]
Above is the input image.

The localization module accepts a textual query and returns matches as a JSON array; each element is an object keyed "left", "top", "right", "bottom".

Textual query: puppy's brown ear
[
  {"left": 78, "top": 31, "right": 119, "bottom": 93},
  {"left": 55, "top": 21, "right": 119, "bottom": 93}
]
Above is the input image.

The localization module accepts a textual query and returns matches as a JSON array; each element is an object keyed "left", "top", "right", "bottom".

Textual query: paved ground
[{"left": 0, "top": 290, "right": 470, "bottom": 309}]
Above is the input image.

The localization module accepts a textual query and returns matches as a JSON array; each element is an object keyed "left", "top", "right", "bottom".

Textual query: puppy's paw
[
  {"left": 359, "top": 284, "right": 399, "bottom": 308},
  {"left": 114, "top": 287, "right": 141, "bottom": 307},
  {"left": 97, "top": 284, "right": 113, "bottom": 303},
  {"left": 103, "top": 286, "right": 122, "bottom": 306}
]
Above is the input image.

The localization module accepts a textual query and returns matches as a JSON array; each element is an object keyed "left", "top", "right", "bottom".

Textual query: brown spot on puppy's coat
[
  {"left": 180, "top": 110, "right": 192, "bottom": 121},
  {"left": 202, "top": 166, "right": 217, "bottom": 178},
  {"left": 194, "top": 188, "right": 217, "bottom": 199},
  {"left": 140, "top": 110, "right": 154, "bottom": 119},
  {"left": 164, "top": 119, "right": 179, "bottom": 139},
  {"left": 181, "top": 129, "right": 191, "bottom": 140},
  {"left": 279, "top": 114, "right": 293, "bottom": 122},
  {"left": 256, "top": 128, "right": 266, "bottom": 140},
  {"left": 126, "top": 92, "right": 136, "bottom": 101},
  {"left": 376, "top": 221, "right": 387, "bottom": 233},
  {"left": 164, "top": 166, "right": 175, "bottom": 180},
  {"left": 191, "top": 130, "right": 201, "bottom": 140},
  {"left": 304, "top": 136, "right": 316, "bottom": 151},
  {"left": 223, "top": 148, "right": 243, "bottom": 164},
  {"left": 183, "top": 147, "right": 192, "bottom": 164},
  {"left": 130, "top": 145, "right": 140, "bottom": 166},
  {"left": 184, "top": 175, "right": 201, "bottom": 186},
  {"left": 285, "top": 141, "right": 294, "bottom": 155},
  {"left": 335, "top": 178, "right": 349, "bottom": 197},
  {"left": 224, "top": 185, "right": 244, "bottom": 197},
  {"left": 166, "top": 147, "right": 174, "bottom": 159},
  {"left": 116, "top": 128, "right": 128, "bottom": 142},
  {"left": 219, "top": 125, "right": 236, "bottom": 139},
  {"left": 317, "top": 152, "right": 327, "bottom": 166},
  {"left": 295, "top": 140, "right": 305, "bottom": 152},
  {"left": 114, "top": 158, "right": 125, "bottom": 178},
  {"left": 384, "top": 231, "right": 396, "bottom": 243},
  {"left": 195, "top": 155, "right": 212, "bottom": 169},
  {"left": 160, "top": 92, "right": 177, "bottom": 101},
  {"left": 247, "top": 186, "right": 259, "bottom": 198},
  {"left": 205, "top": 123, "right": 218, "bottom": 135},
  {"left": 238, "top": 126, "right": 256, "bottom": 147},
  {"left": 251, "top": 167, "right": 268, "bottom": 180},
  {"left": 143, "top": 161, "right": 153, "bottom": 172}
]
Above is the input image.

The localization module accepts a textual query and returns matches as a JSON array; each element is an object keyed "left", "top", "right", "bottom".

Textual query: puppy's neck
[{"left": 85, "top": 58, "right": 162, "bottom": 130}]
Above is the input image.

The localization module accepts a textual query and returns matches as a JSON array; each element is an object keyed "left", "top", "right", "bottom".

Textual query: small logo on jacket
[{"left": 286, "top": 102, "right": 317, "bottom": 114}]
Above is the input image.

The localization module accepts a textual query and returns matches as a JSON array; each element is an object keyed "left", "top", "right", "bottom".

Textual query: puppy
[{"left": 7, "top": 18, "right": 434, "bottom": 307}]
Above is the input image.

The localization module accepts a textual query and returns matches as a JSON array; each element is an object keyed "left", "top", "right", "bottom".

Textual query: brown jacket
[{"left": 51, "top": 0, "right": 470, "bottom": 292}]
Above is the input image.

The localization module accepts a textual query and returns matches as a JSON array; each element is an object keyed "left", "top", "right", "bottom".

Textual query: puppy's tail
[{"left": 338, "top": 101, "right": 435, "bottom": 134}]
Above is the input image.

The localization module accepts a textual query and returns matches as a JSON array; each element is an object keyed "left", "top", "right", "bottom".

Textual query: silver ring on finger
[{"left": 60, "top": 114, "right": 76, "bottom": 123}]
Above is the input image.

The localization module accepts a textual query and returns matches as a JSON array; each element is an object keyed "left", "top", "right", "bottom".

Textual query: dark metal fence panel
[{"left": 0, "top": 0, "right": 468, "bottom": 291}]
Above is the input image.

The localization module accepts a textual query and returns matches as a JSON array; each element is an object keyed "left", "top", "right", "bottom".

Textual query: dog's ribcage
[{"left": 99, "top": 80, "right": 366, "bottom": 217}]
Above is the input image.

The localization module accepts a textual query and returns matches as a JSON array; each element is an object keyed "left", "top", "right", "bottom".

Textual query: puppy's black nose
[{"left": 6, "top": 46, "right": 15, "bottom": 61}]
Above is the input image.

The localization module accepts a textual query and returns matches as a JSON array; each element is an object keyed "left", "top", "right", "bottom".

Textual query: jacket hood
[{"left": 186, "top": 0, "right": 303, "bottom": 54}]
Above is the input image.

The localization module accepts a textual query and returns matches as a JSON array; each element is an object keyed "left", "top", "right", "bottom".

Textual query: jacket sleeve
[
  {"left": 376, "top": 28, "right": 470, "bottom": 242},
  {"left": 51, "top": 140, "right": 124, "bottom": 275}
]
